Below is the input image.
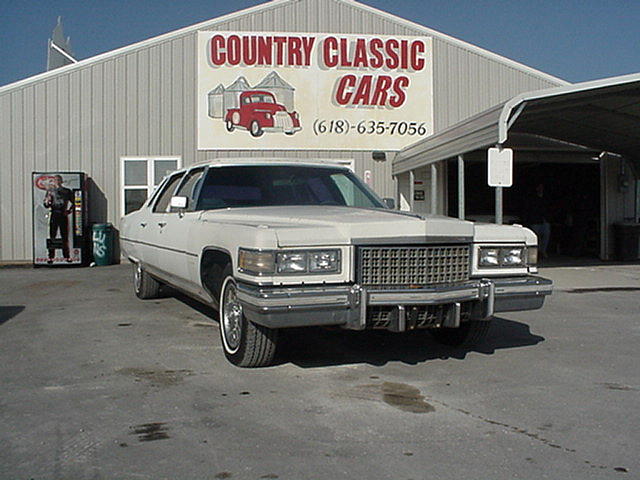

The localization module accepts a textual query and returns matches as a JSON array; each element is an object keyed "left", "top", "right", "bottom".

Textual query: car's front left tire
[
  {"left": 249, "top": 120, "right": 264, "bottom": 137},
  {"left": 133, "top": 262, "right": 162, "bottom": 299},
  {"left": 219, "top": 267, "right": 278, "bottom": 367}
]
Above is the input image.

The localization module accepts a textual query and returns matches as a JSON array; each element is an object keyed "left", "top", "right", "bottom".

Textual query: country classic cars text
[{"left": 208, "top": 34, "right": 428, "bottom": 107}]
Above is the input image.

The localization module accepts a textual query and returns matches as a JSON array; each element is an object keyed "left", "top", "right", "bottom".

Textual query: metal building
[{"left": 0, "top": 0, "right": 575, "bottom": 262}]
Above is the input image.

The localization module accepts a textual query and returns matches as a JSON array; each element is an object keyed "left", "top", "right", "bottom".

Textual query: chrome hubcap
[{"left": 222, "top": 281, "right": 242, "bottom": 352}]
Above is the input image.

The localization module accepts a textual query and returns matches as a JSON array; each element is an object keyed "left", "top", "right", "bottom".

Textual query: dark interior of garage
[{"left": 447, "top": 159, "right": 601, "bottom": 260}]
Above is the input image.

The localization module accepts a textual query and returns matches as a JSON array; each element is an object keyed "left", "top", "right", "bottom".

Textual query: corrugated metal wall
[{"left": 0, "top": 0, "right": 564, "bottom": 261}]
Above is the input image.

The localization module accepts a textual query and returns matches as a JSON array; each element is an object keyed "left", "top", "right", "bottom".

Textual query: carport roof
[{"left": 393, "top": 72, "right": 640, "bottom": 175}]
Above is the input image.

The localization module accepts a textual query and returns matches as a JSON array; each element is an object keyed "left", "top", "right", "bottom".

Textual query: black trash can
[
  {"left": 613, "top": 222, "right": 640, "bottom": 261},
  {"left": 92, "top": 223, "right": 115, "bottom": 266}
]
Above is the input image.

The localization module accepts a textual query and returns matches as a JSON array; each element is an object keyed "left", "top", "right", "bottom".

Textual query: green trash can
[{"left": 92, "top": 223, "right": 114, "bottom": 266}]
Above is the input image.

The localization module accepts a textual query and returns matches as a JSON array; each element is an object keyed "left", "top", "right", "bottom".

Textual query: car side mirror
[
  {"left": 383, "top": 197, "right": 396, "bottom": 210},
  {"left": 170, "top": 196, "right": 188, "bottom": 212}
]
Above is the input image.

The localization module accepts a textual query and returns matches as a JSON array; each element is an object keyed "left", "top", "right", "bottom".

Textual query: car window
[
  {"left": 196, "top": 166, "right": 384, "bottom": 210},
  {"left": 175, "top": 168, "right": 205, "bottom": 211},
  {"left": 152, "top": 173, "right": 184, "bottom": 213}
]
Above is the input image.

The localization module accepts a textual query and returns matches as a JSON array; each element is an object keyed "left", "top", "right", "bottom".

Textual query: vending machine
[{"left": 32, "top": 172, "right": 89, "bottom": 266}]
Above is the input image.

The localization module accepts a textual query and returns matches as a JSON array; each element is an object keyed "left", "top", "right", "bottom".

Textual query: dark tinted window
[
  {"left": 196, "top": 166, "right": 383, "bottom": 210},
  {"left": 175, "top": 168, "right": 205, "bottom": 211},
  {"left": 153, "top": 173, "right": 184, "bottom": 213}
]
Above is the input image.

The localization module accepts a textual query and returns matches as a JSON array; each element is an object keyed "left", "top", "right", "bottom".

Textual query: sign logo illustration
[{"left": 207, "top": 71, "right": 301, "bottom": 137}]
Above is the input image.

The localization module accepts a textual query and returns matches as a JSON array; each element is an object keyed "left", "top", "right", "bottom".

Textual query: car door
[
  {"left": 143, "top": 172, "right": 185, "bottom": 279},
  {"left": 153, "top": 167, "right": 207, "bottom": 295}
]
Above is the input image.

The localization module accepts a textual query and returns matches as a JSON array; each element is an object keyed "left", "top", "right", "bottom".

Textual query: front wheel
[
  {"left": 430, "top": 318, "right": 492, "bottom": 347},
  {"left": 249, "top": 120, "right": 264, "bottom": 137},
  {"left": 225, "top": 120, "right": 235, "bottom": 132},
  {"left": 219, "top": 268, "right": 278, "bottom": 367},
  {"left": 133, "top": 262, "right": 161, "bottom": 299}
]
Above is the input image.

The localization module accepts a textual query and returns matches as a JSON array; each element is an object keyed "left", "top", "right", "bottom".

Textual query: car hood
[{"left": 200, "top": 206, "right": 474, "bottom": 246}]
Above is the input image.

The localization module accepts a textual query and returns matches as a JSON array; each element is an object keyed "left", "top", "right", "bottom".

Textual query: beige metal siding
[{"left": 0, "top": 0, "right": 565, "bottom": 261}]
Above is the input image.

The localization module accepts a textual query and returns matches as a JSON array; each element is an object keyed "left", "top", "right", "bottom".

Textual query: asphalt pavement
[{"left": 0, "top": 263, "right": 638, "bottom": 480}]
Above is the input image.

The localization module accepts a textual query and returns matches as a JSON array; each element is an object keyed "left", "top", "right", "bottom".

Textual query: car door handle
[
  {"left": 140, "top": 222, "right": 147, "bottom": 228},
  {"left": 158, "top": 222, "right": 167, "bottom": 228}
]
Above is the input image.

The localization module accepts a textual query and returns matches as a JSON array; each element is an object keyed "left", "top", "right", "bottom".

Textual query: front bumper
[{"left": 236, "top": 276, "right": 553, "bottom": 331}]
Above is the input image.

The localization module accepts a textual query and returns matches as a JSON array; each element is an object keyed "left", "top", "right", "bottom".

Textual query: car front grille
[
  {"left": 357, "top": 245, "right": 470, "bottom": 288},
  {"left": 274, "top": 111, "right": 292, "bottom": 129}
]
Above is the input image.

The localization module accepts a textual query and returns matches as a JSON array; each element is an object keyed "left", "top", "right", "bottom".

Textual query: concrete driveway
[{"left": 0, "top": 263, "right": 638, "bottom": 479}]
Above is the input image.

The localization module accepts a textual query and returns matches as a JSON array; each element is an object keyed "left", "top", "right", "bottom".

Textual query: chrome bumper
[{"left": 236, "top": 276, "right": 552, "bottom": 330}]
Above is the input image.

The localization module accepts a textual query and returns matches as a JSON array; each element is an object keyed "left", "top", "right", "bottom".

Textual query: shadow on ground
[
  {"left": 172, "top": 291, "right": 544, "bottom": 368},
  {"left": 0, "top": 306, "right": 25, "bottom": 326}
]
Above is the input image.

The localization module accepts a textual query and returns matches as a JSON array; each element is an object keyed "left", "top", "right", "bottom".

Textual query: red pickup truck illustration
[{"left": 225, "top": 91, "right": 301, "bottom": 137}]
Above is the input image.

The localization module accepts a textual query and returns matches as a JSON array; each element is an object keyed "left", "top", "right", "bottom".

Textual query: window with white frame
[{"left": 121, "top": 157, "right": 181, "bottom": 216}]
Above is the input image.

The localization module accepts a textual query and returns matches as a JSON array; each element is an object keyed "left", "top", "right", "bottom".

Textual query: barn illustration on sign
[{"left": 207, "top": 71, "right": 301, "bottom": 137}]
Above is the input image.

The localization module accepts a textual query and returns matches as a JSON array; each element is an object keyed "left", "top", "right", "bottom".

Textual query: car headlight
[
  {"left": 238, "top": 248, "right": 341, "bottom": 275},
  {"left": 265, "top": 113, "right": 272, "bottom": 119},
  {"left": 478, "top": 246, "right": 527, "bottom": 268},
  {"left": 238, "top": 249, "right": 275, "bottom": 274}
]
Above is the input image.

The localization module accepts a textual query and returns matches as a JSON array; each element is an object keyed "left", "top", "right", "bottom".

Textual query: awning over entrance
[{"left": 394, "top": 72, "right": 640, "bottom": 175}]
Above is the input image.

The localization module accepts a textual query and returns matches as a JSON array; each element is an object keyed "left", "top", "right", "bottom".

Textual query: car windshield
[{"left": 196, "top": 165, "right": 385, "bottom": 210}]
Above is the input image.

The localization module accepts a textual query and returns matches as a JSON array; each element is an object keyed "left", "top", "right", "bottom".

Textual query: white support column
[
  {"left": 430, "top": 163, "right": 437, "bottom": 214},
  {"left": 409, "top": 170, "right": 415, "bottom": 211},
  {"left": 457, "top": 154, "right": 465, "bottom": 219}
]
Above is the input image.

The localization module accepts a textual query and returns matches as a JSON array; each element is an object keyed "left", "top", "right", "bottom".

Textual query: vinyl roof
[{"left": 394, "top": 72, "right": 640, "bottom": 175}]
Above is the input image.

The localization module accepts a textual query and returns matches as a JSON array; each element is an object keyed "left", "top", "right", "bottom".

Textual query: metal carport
[{"left": 393, "top": 72, "right": 640, "bottom": 260}]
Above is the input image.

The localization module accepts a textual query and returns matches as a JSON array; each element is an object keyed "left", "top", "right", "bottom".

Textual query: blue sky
[{"left": 1, "top": 0, "right": 638, "bottom": 87}]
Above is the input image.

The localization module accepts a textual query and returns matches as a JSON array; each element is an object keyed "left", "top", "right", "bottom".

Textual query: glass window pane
[
  {"left": 124, "top": 189, "right": 148, "bottom": 214},
  {"left": 175, "top": 169, "right": 205, "bottom": 210},
  {"left": 124, "top": 160, "right": 147, "bottom": 186},
  {"left": 154, "top": 160, "right": 179, "bottom": 185},
  {"left": 153, "top": 174, "right": 184, "bottom": 213}
]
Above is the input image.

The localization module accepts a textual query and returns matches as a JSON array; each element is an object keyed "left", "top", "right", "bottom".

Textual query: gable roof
[{"left": 0, "top": 0, "right": 568, "bottom": 95}]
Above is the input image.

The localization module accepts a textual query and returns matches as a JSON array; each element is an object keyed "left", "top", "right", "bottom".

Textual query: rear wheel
[
  {"left": 219, "top": 266, "right": 278, "bottom": 367},
  {"left": 133, "top": 262, "right": 161, "bottom": 299},
  {"left": 225, "top": 120, "right": 235, "bottom": 132},
  {"left": 430, "top": 318, "right": 492, "bottom": 347}
]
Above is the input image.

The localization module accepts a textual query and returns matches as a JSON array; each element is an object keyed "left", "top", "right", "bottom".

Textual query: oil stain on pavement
[
  {"left": 118, "top": 367, "right": 194, "bottom": 387},
  {"left": 341, "top": 382, "right": 434, "bottom": 413},
  {"left": 129, "top": 422, "right": 170, "bottom": 442}
]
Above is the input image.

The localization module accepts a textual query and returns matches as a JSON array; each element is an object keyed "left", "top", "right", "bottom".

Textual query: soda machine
[{"left": 32, "top": 172, "right": 89, "bottom": 266}]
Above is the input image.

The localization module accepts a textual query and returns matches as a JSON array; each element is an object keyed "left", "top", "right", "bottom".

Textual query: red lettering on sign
[
  {"left": 369, "top": 38, "right": 384, "bottom": 68},
  {"left": 257, "top": 36, "right": 272, "bottom": 65},
  {"left": 385, "top": 39, "right": 399, "bottom": 69},
  {"left": 411, "top": 41, "right": 425, "bottom": 70},
  {"left": 370, "top": 75, "right": 392, "bottom": 105},
  {"left": 288, "top": 36, "right": 302, "bottom": 65},
  {"left": 273, "top": 36, "right": 287, "bottom": 65},
  {"left": 390, "top": 76, "right": 409, "bottom": 107},
  {"left": 301, "top": 37, "right": 315, "bottom": 66},
  {"left": 210, "top": 35, "right": 225, "bottom": 65},
  {"left": 227, "top": 35, "right": 241, "bottom": 65},
  {"left": 323, "top": 36, "right": 338, "bottom": 68},
  {"left": 335, "top": 74, "right": 356, "bottom": 105},
  {"left": 242, "top": 36, "right": 257, "bottom": 65}
]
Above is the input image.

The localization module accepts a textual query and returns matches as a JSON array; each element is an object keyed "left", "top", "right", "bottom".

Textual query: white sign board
[
  {"left": 197, "top": 32, "right": 433, "bottom": 150},
  {"left": 487, "top": 147, "right": 513, "bottom": 187}
]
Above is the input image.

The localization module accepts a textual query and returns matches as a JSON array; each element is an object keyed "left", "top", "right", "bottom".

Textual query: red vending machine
[{"left": 32, "top": 172, "right": 89, "bottom": 266}]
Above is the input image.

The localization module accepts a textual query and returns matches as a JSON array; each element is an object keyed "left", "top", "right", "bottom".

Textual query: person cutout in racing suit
[{"left": 44, "top": 175, "right": 74, "bottom": 263}]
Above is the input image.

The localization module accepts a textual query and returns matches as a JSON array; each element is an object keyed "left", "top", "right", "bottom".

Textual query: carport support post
[
  {"left": 457, "top": 154, "right": 465, "bottom": 219},
  {"left": 430, "top": 164, "right": 437, "bottom": 213}
]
